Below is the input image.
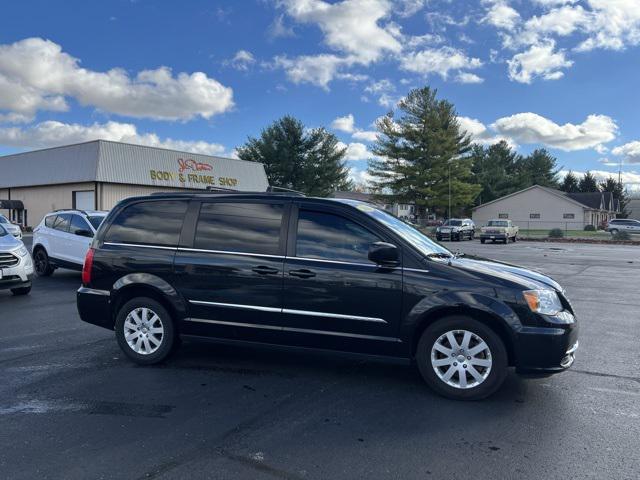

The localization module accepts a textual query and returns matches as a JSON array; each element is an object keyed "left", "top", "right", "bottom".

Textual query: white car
[
  {"left": 0, "top": 224, "right": 33, "bottom": 295},
  {"left": 0, "top": 214, "right": 22, "bottom": 240},
  {"left": 32, "top": 209, "right": 108, "bottom": 276}
]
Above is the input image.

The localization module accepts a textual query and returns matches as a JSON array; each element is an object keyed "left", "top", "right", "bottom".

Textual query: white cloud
[
  {"left": 561, "top": 168, "right": 640, "bottom": 192},
  {"left": 338, "top": 141, "right": 376, "bottom": 161},
  {"left": 394, "top": 0, "right": 427, "bottom": 18},
  {"left": 268, "top": 14, "right": 296, "bottom": 39},
  {"left": 457, "top": 116, "right": 516, "bottom": 148},
  {"left": 576, "top": 0, "right": 640, "bottom": 52},
  {"left": 352, "top": 130, "right": 378, "bottom": 142},
  {"left": 456, "top": 72, "right": 484, "bottom": 84},
  {"left": 274, "top": 54, "right": 347, "bottom": 89},
  {"left": 400, "top": 46, "right": 482, "bottom": 79},
  {"left": 532, "top": 0, "right": 580, "bottom": 6},
  {"left": 0, "top": 38, "right": 234, "bottom": 121},
  {"left": 524, "top": 5, "right": 589, "bottom": 39},
  {"left": 491, "top": 113, "right": 617, "bottom": 151},
  {"left": 612, "top": 141, "right": 640, "bottom": 164},
  {"left": 482, "top": 1, "right": 521, "bottom": 31},
  {"left": 348, "top": 167, "right": 375, "bottom": 187},
  {"left": 507, "top": 40, "right": 572, "bottom": 83},
  {"left": 226, "top": 50, "right": 256, "bottom": 71},
  {"left": 331, "top": 114, "right": 355, "bottom": 133},
  {"left": 280, "top": 0, "right": 401, "bottom": 64},
  {"left": 0, "top": 120, "right": 227, "bottom": 156}
]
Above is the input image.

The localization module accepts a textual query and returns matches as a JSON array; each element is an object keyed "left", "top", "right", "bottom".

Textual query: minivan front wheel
[
  {"left": 115, "top": 297, "right": 176, "bottom": 365},
  {"left": 416, "top": 316, "right": 508, "bottom": 400}
]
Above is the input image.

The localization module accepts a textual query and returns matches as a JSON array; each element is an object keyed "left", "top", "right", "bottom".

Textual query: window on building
[
  {"left": 194, "top": 202, "right": 284, "bottom": 255},
  {"left": 498, "top": 213, "right": 509, "bottom": 219},
  {"left": 530, "top": 213, "right": 541, "bottom": 219},
  {"left": 104, "top": 200, "right": 188, "bottom": 247},
  {"left": 296, "top": 210, "right": 381, "bottom": 263},
  {"left": 563, "top": 213, "right": 575, "bottom": 219}
]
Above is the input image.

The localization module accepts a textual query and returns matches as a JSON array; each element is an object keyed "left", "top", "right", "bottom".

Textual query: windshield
[
  {"left": 0, "top": 224, "right": 7, "bottom": 237},
  {"left": 348, "top": 202, "right": 452, "bottom": 258},
  {"left": 443, "top": 219, "right": 462, "bottom": 226},
  {"left": 488, "top": 220, "right": 508, "bottom": 227},
  {"left": 0, "top": 215, "right": 8, "bottom": 224},
  {"left": 88, "top": 215, "right": 106, "bottom": 230}
]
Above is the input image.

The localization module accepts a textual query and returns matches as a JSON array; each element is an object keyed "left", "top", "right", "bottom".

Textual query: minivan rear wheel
[
  {"left": 115, "top": 297, "right": 176, "bottom": 365},
  {"left": 416, "top": 315, "right": 508, "bottom": 400}
]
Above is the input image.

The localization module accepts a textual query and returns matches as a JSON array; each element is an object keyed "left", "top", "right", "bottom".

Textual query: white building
[
  {"left": 472, "top": 185, "right": 619, "bottom": 230},
  {"left": 0, "top": 140, "right": 269, "bottom": 228}
]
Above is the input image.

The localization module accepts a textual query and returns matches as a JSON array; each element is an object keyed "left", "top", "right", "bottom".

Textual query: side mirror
[
  {"left": 75, "top": 229, "right": 93, "bottom": 238},
  {"left": 368, "top": 242, "right": 399, "bottom": 266}
]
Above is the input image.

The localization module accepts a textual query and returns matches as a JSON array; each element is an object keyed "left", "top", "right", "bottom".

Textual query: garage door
[{"left": 73, "top": 190, "right": 95, "bottom": 210}]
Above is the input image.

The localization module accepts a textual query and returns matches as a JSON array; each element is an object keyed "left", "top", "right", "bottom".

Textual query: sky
[{"left": 1, "top": 0, "right": 639, "bottom": 193}]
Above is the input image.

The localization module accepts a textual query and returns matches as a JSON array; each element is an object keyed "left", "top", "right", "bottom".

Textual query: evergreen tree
[
  {"left": 578, "top": 171, "right": 600, "bottom": 192},
  {"left": 518, "top": 148, "right": 560, "bottom": 188},
  {"left": 368, "top": 87, "right": 480, "bottom": 217},
  {"left": 600, "top": 177, "right": 630, "bottom": 217},
  {"left": 560, "top": 170, "right": 580, "bottom": 193},
  {"left": 237, "top": 115, "right": 352, "bottom": 196},
  {"left": 471, "top": 141, "right": 526, "bottom": 204}
]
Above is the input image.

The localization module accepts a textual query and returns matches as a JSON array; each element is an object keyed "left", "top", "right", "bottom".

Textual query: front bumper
[
  {"left": 514, "top": 313, "right": 579, "bottom": 375},
  {"left": 0, "top": 253, "right": 34, "bottom": 290},
  {"left": 437, "top": 230, "right": 460, "bottom": 240},
  {"left": 481, "top": 233, "right": 507, "bottom": 240}
]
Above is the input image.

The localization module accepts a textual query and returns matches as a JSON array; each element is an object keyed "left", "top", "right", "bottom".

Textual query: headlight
[
  {"left": 13, "top": 246, "right": 29, "bottom": 257},
  {"left": 523, "top": 289, "right": 563, "bottom": 315}
]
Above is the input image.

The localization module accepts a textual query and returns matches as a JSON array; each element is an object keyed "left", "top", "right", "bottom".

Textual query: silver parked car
[
  {"left": 606, "top": 219, "right": 640, "bottom": 234},
  {"left": 0, "top": 214, "right": 22, "bottom": 240},
  {"left": 0, "top": 224, "right": 34, "bottom": 295}
]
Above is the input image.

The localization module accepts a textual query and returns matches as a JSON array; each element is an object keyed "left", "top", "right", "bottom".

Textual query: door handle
[
  {"left": 251, "top": 265, "right": 280, "bottom": 275},
  {"left": 289, "top": 269, "right": 316, "bottom": 279}
]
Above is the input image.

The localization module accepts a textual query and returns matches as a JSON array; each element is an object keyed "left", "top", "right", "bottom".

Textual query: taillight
[{"left": 82, "top": 248, "right": 95, "bottom": 286}]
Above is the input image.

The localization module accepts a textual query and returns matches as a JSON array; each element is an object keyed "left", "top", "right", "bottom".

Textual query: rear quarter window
[
  {"left": 194, "top": 202, "right": 284, "bottom": 255},
  {"left": 44, "top": 215, "right": 57, "bottom": 228},
  {"left": 104, "top": 200, "right": 188, "bottom": 247}
]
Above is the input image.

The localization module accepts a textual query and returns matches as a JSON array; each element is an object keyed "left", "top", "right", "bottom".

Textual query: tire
[
  {"left": 610, "top": 229, "right": 618, "bottom": 235},
  {"left": 513, "top": 235, "right": 517, "bottom": 242},
  {"left": 436, "top": 235, "right": 442, "bottom": 242},
  {"left": 11, "top": 286, "right": 31, "bottom": 295},
  {"left": 33, "top": 248, "right": 55, "bottom": 277},
  {"left": 415, "top": 315, "right": 508, "bottom": 400},
  {"left": 115, "top": 297, "right": 176, "bottom": 365},
  {"left": 480, "top": 238, "right": 485, "bottom": 244}
]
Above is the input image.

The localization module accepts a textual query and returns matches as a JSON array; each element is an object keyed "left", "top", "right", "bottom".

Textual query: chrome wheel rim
[
  {"left": 124, "top": 307, "right": 164, "bottom": 355},
  {"left": 430, "top": 330, "right": 492, "bottom": 389}
]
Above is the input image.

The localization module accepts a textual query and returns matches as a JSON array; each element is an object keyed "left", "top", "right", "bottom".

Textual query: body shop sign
[{"left": 149, "top": 158, "right": 238, "bottom": 187}]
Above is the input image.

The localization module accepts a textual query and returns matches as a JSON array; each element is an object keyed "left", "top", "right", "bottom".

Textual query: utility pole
[{"left": 448, "top": 162, "right": 452, "bottom": 220}]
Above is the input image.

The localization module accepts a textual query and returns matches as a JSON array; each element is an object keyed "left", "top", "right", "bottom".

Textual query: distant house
[
  {"left": 472, "top": 185, "right": 620, "bottom": 229},
  {"left": 331, "top": 191, "right": 417, "bottom": 219}
]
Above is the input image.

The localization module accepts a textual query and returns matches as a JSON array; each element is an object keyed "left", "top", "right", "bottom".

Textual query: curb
[{"left": 514, "top": 237, "right": 640, "bottom": 246}]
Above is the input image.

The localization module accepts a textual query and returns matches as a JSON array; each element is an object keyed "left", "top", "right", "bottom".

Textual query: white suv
[
  {"left": 0, "top": 214, "right": 22, "bottom": 240},
  {"left": 32, "top": 210, "right": 108, "bottom": 276},
  {"left": 0, "top": 224, "right": 33, "bottom": 295}
]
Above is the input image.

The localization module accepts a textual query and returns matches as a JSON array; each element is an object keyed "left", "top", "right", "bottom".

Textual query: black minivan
[{"left": 77, "top": 192, "right": 578, "bottom": 400}]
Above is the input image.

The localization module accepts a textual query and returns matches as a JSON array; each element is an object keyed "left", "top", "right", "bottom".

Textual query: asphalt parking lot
[{"left": 1, "top": 237, "right": 639, "bottom": 479}]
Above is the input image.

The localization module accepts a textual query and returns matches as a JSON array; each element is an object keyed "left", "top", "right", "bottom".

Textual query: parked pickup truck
[{"left": 480, "top": 219, "right": 519, "bottom": 244}]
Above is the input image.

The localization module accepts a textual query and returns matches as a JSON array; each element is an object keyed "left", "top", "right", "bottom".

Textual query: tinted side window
[
  {"left": 296, "top": 210, "right": 380, "bottom": 263},
  {"left": 105, "top": 200, "right": 188, "bottom": 247},
  {"left": 54, "top": 214, "right": 71, "bottom": 232},
  {"left": 195, "top": 202, "right": 284, "bottom": 255},
  {"left": 69, "top": 215, "right": 91, "bottom": 235},
  {"left": 45, "top": 215, "right": 57, "bottom": 228}
]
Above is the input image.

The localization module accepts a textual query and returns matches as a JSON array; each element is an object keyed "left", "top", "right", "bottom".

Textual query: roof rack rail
[
  {"left": 204, "top": 186, "right": 239, "bottom": 192},
  {"left": 52, "top": 208, "right": 88, "bottom": 215},
  {"left": 266, "top": 185, "right": 305, "bottom": 196}
]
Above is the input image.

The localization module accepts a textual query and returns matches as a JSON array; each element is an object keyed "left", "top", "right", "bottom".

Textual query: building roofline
[
  {"left": 0, "top": 138, "right": 254, "bottom": 165},
  {"left": 472, "top": 184, "right": 609, "bottom": 211}
]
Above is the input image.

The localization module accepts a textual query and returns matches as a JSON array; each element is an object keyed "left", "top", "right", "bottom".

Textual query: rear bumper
[
  {"left": 514, "top": 316, "right": 579, "bottom": 375},
  {"left": 77, "top": 287, "right": 114, "bottom": 329}
]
